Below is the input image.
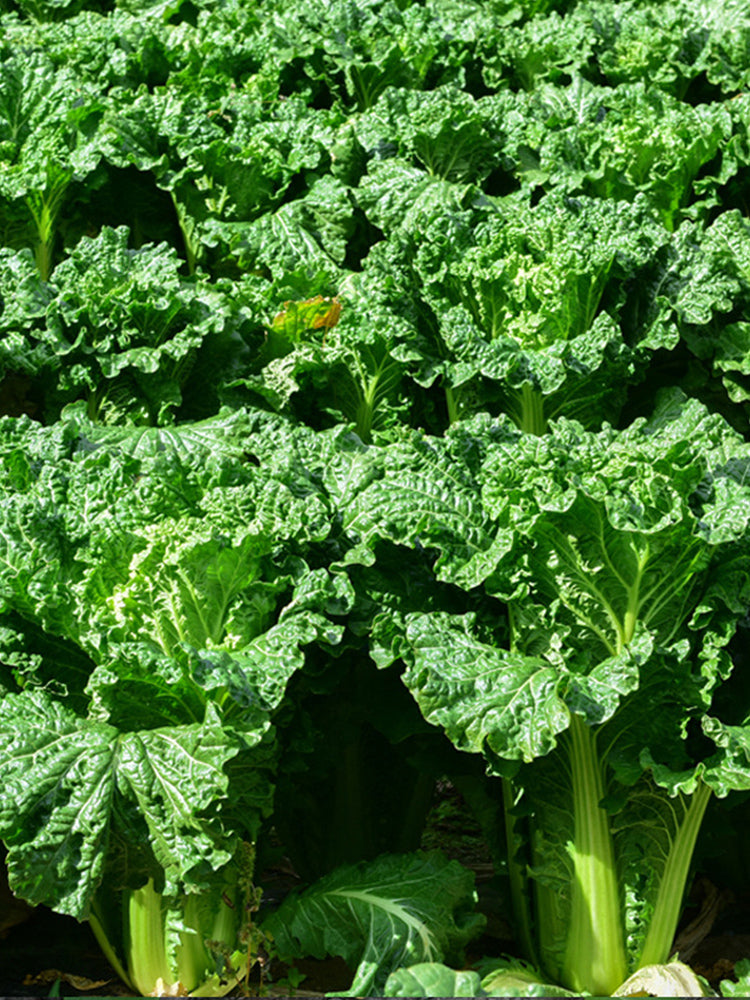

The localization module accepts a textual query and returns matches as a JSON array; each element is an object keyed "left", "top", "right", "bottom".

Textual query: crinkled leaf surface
[
  {"left": 0, "top": 691, "right": 266, "bottom": 918},
  {"left": 402, "top": 192, "right": 669, "bottom": 428},
  {"left": 0, "top": 50, "right": 103, "bottom": 202},
  {"left": 403, "top": 612, "right": 569, "bottom": 763},
  {"left": 263, "top": 851, "right": 485, "bottom": 997},
  {"left": 384, "top": 962, "right": 484, "bottom": 997},
  {"left": 498, "top": 78, "right": 732, "bottom": 228}
]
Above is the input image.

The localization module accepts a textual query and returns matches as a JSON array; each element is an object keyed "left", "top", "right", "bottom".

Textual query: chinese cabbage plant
[
  {"left": 337, "top": 392, "right": 750, "bottom": 995},
  {"left": 363, "top": 192, "right": 673, "bottom": 435},
  {"left": 0, "top": 410, "right": 349, "bottom": 995},
  {"left": 0, "top": 227, "right": 242, "bottom": 425},
  {"left": 0, "top": 50, "right": 104, "bottom": 280}
]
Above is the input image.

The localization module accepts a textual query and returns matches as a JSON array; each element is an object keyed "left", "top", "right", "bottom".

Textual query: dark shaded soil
[
  {"left": 0, "top": 905, "right": 130, "bottom": 997},
  {"left": 675, "top": 879, "right": 750, "bottom": 990}
]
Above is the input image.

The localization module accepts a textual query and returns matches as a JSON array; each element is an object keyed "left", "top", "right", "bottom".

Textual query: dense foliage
[{"left": 3, "top": 0, "right": 750, "bottom": 996}]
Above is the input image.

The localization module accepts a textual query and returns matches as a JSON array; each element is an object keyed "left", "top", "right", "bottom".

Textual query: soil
[{"left": 1, "top": 785, "right": 749, "bottom": 998}]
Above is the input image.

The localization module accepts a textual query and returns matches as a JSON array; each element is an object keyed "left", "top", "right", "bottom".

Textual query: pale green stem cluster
[
  {"left": 90, "top": 878, "right": 249, "bottom": 997},
  {"left": 560, "top": 716, "right": 627, "bottom": 995},
  {"left": 27, "top": 185, "right": 68, "bottom": 282},
  {"left": 637, "top": 781, "right": 712, "bottom": 968}
]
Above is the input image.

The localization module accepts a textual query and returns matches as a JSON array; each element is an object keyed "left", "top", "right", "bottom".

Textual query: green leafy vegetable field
[{"left": 3, "top": 0, "right": 750, "bottom": 996}]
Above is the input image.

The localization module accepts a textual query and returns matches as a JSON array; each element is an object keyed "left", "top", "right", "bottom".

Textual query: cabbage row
[{"left": 2, "top": 0, "right": 750, "bottom": 997}]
